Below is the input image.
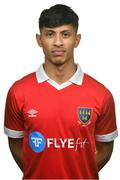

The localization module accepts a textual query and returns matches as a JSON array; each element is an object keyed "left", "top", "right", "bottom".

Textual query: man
[{"left": 4, "top": 4, "right": 118, "bottom": 179}]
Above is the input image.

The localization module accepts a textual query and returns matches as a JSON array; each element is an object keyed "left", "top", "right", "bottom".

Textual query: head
[
  {"left": 36, "top": 4, "right": 81, "bottom": 66},
  {"left": 39, "top": 4, "right": 79, "bottom": 32}
]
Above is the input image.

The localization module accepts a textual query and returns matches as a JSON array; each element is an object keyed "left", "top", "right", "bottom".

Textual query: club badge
[{"left": 78, "top": 107, "right": 92, "bottom": 125}]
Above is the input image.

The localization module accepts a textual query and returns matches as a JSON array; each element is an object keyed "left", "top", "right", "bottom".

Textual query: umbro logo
[{"left": 27, "top": 109, "right": 38, "bottom": 117}]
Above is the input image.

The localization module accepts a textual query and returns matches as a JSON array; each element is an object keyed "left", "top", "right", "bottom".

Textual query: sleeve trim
[
  {"left": 96, "top": 129, "right": 118, "bottom": 142},
  {"left": 4, "top": 127, "right": 24, "bottom": 138}
]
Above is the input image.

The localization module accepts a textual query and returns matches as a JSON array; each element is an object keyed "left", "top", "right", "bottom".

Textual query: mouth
[{"left": 51, "top": 50, "right": 66, "bottom": 56}]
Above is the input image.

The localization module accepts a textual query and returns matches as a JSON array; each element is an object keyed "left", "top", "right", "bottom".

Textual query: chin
[
  {"left": 51, "top": 58, "right": 66, "bottom": 66},
  {"left": 53, "top": 61, "right": 66, "bottom": 66}
]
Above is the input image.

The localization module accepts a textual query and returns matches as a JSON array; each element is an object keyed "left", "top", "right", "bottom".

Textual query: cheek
[
  {"left": 41, "top": 38, "right": 51, "bottom": 49},
  {"left": 65, "top": 39, "right": 76, "bottom": 49},
  {"left": 66, "top": 42, "right": 76, "bottom": 52},
  {"left": 42, "top": 42, "right": 51, "bottom": 54}
]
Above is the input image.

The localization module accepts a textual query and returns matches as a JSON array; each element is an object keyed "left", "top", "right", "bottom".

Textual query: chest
[{"left": 22, "top": 86, "right": 100, "bottom": 139}]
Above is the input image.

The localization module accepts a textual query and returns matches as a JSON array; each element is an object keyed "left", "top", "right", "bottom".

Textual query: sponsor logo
[
  {"left": 29, "top": 132, "right": 46, "bottom": 153},
  {"left": 78, "top": 107, "right": 92, "bottom": 125},
  {"left": 27, "top": 109, "right": 38, "bottom": 117},
  {"left": 29, "top": 131, "right": 89, "bottom": 153}
]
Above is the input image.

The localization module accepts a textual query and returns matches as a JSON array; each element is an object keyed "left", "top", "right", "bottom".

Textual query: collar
[{"left": 36, "top": 64, "right": 84, "bottom": 86}]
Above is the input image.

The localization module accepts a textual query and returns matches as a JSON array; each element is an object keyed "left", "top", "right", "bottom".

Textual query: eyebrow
[{"left": 44, "top": 29, "right": 73, "bottom": 33}]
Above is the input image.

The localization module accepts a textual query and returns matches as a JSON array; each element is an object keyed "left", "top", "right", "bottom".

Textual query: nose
[{"left": 53, "top": 34, "right": 63, "bottom": 47}]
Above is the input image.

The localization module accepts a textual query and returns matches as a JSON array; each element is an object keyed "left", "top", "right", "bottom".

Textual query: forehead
[{"left": 41, "top": 24, "right": 75, "bottom": 33}]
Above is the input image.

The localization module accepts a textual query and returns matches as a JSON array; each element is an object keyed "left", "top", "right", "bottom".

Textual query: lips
[{"left": 52, "top": 50, "right": 65, "bottom": 56}]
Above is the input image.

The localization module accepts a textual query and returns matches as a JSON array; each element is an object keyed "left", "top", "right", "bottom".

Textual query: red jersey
[{"left": 4, "top": 64, "right": 118, "bottom": 179}]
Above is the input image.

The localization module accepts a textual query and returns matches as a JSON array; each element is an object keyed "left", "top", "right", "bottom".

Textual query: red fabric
[{"left": 4, "top": 73, "right": 117, "bottom": 179}]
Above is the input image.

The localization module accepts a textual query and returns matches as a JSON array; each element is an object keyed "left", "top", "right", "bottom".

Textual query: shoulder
[
  {"left": 83, "top": 73, "right": 113, "bottom": 100},
  {"left": 8, "top": 72, "right": 37, "bottom": 97}
]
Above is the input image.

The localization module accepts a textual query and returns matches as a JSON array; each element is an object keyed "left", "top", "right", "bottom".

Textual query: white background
[{"left": 0, "top": 0, "right": 120, "bottom": 179}]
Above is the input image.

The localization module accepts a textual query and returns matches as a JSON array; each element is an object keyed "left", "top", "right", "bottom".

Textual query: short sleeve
[
  {"left": 95, "top": 91, "right": 118, "bottom": 142},
  {"left": 4, "top": 83, "right": 24, "bottom": 138}
]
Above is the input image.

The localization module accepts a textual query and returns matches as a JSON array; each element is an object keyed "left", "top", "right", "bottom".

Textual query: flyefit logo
[{"left": 29, "top": 132, "right": 89, "bottom": 153}]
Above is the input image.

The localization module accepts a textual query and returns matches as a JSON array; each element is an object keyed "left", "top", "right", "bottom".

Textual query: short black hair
[{"left": 39, "top": 4, "right": 79, "bottom": 32}]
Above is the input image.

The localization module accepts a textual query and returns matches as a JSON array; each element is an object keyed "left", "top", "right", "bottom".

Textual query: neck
[{"left": 43, "top": 60, "right": 77, "bottom": 84}]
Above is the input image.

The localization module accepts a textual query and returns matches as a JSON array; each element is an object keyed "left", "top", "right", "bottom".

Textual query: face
[{"left": 36, "top": 24, "right": 81, "bottom": 66}]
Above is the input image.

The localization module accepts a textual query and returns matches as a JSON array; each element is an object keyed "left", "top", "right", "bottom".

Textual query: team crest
[{"left": 78, "top": 107, "right": 92, "bottom": 125}]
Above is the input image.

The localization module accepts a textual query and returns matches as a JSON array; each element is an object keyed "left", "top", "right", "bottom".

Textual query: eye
[
  {"left": 46, "top": 31, "right": 54, "bottom": 38},
  {"left": 62, "top": 31, "right": 71, "bottom": 38}
]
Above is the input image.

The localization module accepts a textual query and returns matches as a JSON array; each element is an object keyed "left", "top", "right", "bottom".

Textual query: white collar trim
[{"left": 36, "top": 64, "right": 84, "bottom": 90}]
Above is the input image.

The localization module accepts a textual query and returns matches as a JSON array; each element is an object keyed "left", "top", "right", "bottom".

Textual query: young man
[{"left": 4, "top": 4, "right": 118, "bottom": 179}]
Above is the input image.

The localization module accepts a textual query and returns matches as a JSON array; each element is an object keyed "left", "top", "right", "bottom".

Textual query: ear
[
  {"left": 74, "top": 34, "right": 81, "bottom": 48},
  {"left": 36, "top": 33, "right": 42, "bottom": 47}
]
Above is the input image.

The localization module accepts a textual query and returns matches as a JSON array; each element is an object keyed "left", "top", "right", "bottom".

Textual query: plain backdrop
[{"left": 0, "top": 0, "right": 120, "bottom": 179}]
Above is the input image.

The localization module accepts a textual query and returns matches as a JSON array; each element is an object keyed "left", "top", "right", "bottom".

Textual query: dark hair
[{"left": 39, "top": 4, "right": 79, "bottom": 32}]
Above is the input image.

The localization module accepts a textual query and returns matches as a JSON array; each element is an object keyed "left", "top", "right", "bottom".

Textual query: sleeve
[
  {"left": 4, "top": 83, "right": 25, "bottom": 138},
  {"left": 95, "top": 90, "right": 118, "bottom": 142}
]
